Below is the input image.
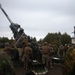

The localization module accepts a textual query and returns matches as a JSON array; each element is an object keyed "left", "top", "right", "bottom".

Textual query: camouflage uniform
[
  {"left": 21, "top": 36, "right": 29, "bottom": 59},
  {"left": 48, "top": 44, "right": 53, "bottom": 68},
  {"left": 62, "top": 45, "right": 75, "bottom": 75},
  {"left": 58, "top": 45, "right": 64, "bottom": 57},
  {"left": 0, "top": 51, "right": 16, "bottom": 75},
  {"left": 22, "top": 36, "right": 28, "bottom": 47},
  {"left": 63, "top": 44, "right": 69, "bottom": 56},
  {"left": 41, "top": 42, "right": 50, "bottom": 68},
  {"left": 22, "top": 43, "right": 33, "bottom": 69},
  {"left": 4, "top": 42, "right": 11, "bottom": 59}
]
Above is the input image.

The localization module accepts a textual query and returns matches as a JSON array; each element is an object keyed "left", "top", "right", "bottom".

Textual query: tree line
[
  {"left": 38, "top": 32, "right": 71, "bottom": 46},
  {"left": 0, "top": 32, "right": 71, "bottom": 48}
]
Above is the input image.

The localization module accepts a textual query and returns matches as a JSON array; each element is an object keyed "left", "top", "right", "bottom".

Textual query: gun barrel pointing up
[
  {"left": 0, "top": 3, "right": 13, "bottom": 24},
  {"left": 0, "top": 3, "right": 2, "bottom": 9}
]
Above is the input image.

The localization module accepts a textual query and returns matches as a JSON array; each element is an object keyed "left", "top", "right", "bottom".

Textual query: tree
[
  {"left": 0, "top": 37, "right": 9, "bottom": 43},
  {"left": 39, "top": 32, "right": 71, "bottom": 46},
  {"left": 61, "top": 33, "right": 71, "bottom": 45}
]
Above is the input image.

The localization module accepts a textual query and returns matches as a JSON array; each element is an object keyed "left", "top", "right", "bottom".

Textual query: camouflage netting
[
  {"left": 62, "top": 47, "right": 75, "bottom": 75},
  {"left": 0, "top": 51, "right": 16, "bottom": 75}
]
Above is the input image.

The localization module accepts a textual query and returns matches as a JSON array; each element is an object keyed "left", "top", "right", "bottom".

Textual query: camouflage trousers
[
  {"left": 42, "top": 54, "right": 50, "bottom": 68},
  {"left": 22, "top": 54, "right": 30, "bottom": 69}
]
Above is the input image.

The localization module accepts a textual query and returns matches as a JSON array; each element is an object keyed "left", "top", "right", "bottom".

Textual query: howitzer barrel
[
  {"left": 0, "top": 3, "right": 2, "bottom": 8},
  {"left": 0, "top": 4, "right": 23, "bottom": 41},
  {"left": 0, "top": 3, "right": 12, "bottom": 23}
]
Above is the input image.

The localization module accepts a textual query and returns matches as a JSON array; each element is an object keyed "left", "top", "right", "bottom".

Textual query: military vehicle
[{"left": 0, "top": 4, "right": 48, "bottom": 75}]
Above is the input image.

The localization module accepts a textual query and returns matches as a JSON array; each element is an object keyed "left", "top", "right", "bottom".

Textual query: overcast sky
[{"left": 0, "top": 0, "right": 75, "bottom": 40}]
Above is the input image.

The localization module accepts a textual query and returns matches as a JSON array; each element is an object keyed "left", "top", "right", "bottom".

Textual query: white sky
[{"left": 0, "top": 0, "right": 75, "bottom": 41}]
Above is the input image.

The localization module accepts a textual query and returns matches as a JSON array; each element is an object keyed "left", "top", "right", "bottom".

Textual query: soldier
[
  {"left": 21, "top": 36, "right": 29, "bottom": 59},
  {"left": 63, "top": 44, "right": 69, "bottom": 56},
  {"left": 41, "top": 42, "right": 50, "bottom": 69},
  {"left": 58, "top": 45, "right": 64, "bottom": 57},
  {"left": 22, "top": 43, "right": 33, "bottom": 69},
  {"left": 4, "top": 42, "right": 11, "bottom": 59},
  {"left": 48, "top": 44, "right": 53, "bottom": 68}
]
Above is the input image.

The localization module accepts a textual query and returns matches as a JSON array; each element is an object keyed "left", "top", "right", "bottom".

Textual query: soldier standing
[
  {"left": 21, "top": 36, "right": 28, "bottom": 59},
  {"left": 22, "top": 43, "right": 33, "bottom": 69},
  {"left": 4, "top": 42, "right": 11, "bottom": 60},
  {"left": 48, "top": 44, "right": 53, "bottom": 68},
  {"left": 63, "top": 44, "right": 69, "bottom": 56},
  {"left": 41, "top": 42, "right": 50, "bottom": 69}
]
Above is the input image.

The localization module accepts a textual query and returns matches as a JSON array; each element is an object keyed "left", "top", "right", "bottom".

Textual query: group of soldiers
[
  {"left": 4, "top": 42, "right": 19, "bottom": 61},
  {"left": 0, "top": 35, "right": 73, "bottom": 73},
  {"left": 20, "top": 36, "right": 54, "bottom": 69},
  {"left": 1, "top": 35, "right": 75, "bottom": 75},
  {"left": 21, "top": 41, "right": 53, "bottom": 70}
]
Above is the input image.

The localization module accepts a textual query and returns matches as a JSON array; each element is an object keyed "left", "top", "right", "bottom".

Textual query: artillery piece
[
  {"left": 0, "top": 4, "right": 41, "bottom": 61},
  {"left": 0, "top": 4, "right": 48, "bottom": 74}
]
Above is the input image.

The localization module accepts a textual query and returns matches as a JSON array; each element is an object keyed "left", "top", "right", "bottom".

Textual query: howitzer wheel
[{"left": 31, "top": 60, "right": 48, "bottom": 75}]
